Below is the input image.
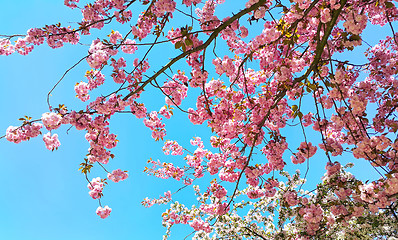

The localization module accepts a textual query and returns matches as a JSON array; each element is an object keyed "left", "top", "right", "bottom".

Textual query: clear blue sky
[
  {"left": 0, "top": 1, "right": 392, "bottom": 240},
  {"left": 0, "top": 1, "right": 196, "bottom": 239}
]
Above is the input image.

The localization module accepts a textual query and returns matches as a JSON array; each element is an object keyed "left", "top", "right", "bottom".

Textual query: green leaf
[
  {"left": 185, "top": 38, "right": 193, "bottom": 46},
  {"left": 308, "top": 83, "right": 317, "bottom": 91},
  {"left": 349, "top": 34, "right": 361, "bottom": 41},
  {"left": 385, "top": 1, "right": 394, "bottom": 8},
  {"left": 174, "top": 41, "right": 182, "bottom": 49},
  {"left": 297, "top": 112, "right": 303, "bottom": 120}
]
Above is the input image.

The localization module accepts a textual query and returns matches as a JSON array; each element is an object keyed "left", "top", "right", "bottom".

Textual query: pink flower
[
  {"left": 189, "top": 219, "right": 211, "bottom": 233},
  {"left": 343, "top": 12, "right": 367, "bottom": 35},
  {"left": 96, "top": 205, "right": 112, "bottom": 219},
  {"left": 143, "top": 111, "right": 167, "bottom": 141},
  {"left": 121, "top": 39, "right": 137, "bottom": 54},
  {"left": 153, "top": 0, "right": 176, "bottom": 17},
  {"left": 162, "top": 140, "right": 183, "bottom": 155},
  {"left": 291, "top": 142, "right": 317, "bottom": 164},
  {"left": 190, "top": 137, "right": 205, "bottom": 148},
  {"left": 43, "top": 132, "right": 61, "bottom": 151},
  {"left": 159, "top": 106, "right": 172, "bottom": 119},
  {"left": 86, "top": 39, "right": 114, "bottom": 69},
  {"left": 130, "top": 102, "right": 147, "bottom": 119},
  {"left": 107, "top": 169, "right": 129, "bottom": 183},
  {"left": 240, "top": 26, "right": 248, "bottom": 38},
  {"left": 41, "top": 112, "right": 62, "bottom": 130},
  {"left": 109, "top": 30, "right": 122, "bottom": 44},
  {"left": 284, "top": 191, "right": 299, "bottom": 206},
  {"left": 254, "top": 6, "right": 266, "bottom": 19},
  {"left": 74, "top": 82, "right": 90, "bottom": 102},
  {"left": 325, "top": 162, "right": 341, "bottom": 176},
  {"left": 0, "top": 38, "right": 15, "bottom": 55},
  {"left": 88, "top": 177, "right": 104, "bottom": 199},
  {"left": 64, "top": 0, "right": 79, "bottom": 9},
  {"left": 302, "top": 113, "right": 314, "bottom": 127},
  {"left": 320, "top": 8, "right": 331, "bottom": 23},
  {"left": 247, "top": 187, "right": 265, "bottom": 199},
  {"left": 302, "top": 204, "right": 323, "bottom": 224},
  {"left": 209, "top": 181, "right": 227, "bottom": 199},
  {"left": 6, "top": 123, "right": 43, "bottom": 143},
  {"left": 352, "top": 206, "right": 365, "bottom": 217}
]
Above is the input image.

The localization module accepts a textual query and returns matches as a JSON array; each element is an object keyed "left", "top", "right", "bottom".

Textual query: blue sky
[
  {"left": 0, "top": 1, "right": 393, "bottom": 240},
  {"left": 0, "top": 1, "right": 189, "bottom": 239}
]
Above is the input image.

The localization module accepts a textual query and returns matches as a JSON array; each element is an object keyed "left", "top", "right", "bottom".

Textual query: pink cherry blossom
[
  {"left": 107, "top": 169, "right": 128, "bottom": 183},
  {"left": 43, "top": 132, "right": 61, "bottom": 151},
  {"left": 4, "top": 0, "right": 398, "bottom": 238},
  {"left": 96, "top": 205, "right": 111, "bottom": 219}
]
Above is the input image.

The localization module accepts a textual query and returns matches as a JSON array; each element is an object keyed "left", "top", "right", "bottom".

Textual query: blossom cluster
[
  {"left": 96, "top": 205, "right": 112, "bottom": 219},
  {"left": 162, "top": 140, "right": 183, "bottom": 155},
  {"left": 143, "top": 111, "right": 166, "bottom": 141},
  {"left": 3, "top": 0, "right": 398, "bottom": 236},
  {"left": 42, "top": 132, "right": 61, "bottom": 151},
  {"left": 107, "top": 169, "right": 128, "bottom": 183},
  {"left": 88, "top": 177, "right": 105, "bottom": 200},
  {"left": 6, "top": 123, "right": 43, "bottom": 144}
]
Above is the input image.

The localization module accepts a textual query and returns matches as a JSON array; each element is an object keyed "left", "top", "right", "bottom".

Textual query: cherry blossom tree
[{"left": 2, "top": 0, "right": 398, "bottom": 239}]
